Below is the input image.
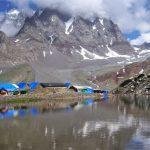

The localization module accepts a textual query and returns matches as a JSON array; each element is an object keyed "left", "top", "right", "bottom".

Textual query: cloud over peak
[
  {"left": 0, "top": 0, "right": 149, "bottom": 44},
  {"left": 8, "top": 0, "right": 150, "bottom": 33}
]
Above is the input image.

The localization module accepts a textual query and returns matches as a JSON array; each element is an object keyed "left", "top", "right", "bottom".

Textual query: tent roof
[
  {"left": 71, "top": 85, "right": 93, "bottom": 90},
  {"left": 0, "top": 83, "right": 19, "bottom": 92}
]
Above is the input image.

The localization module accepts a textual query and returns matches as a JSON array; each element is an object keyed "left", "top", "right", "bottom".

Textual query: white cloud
[
  {"left": 137, "top": 22, "right": 150, "bottom": 33},
  {"left": 130, "top": 32, "right": 150, "bottom": 45},
  {"left": 0, "top": 23, "right": 19, "bottom": 37},
  {"left": 9, "top": 0, "right": 150, "bottom": 32},
  {"left": 8, "top": 0, "right": 34, "bottom": 16}
]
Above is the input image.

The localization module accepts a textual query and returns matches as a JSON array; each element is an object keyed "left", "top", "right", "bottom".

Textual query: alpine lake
[{"left": 0, "top": 95, "right": 150, "bottom": 150}]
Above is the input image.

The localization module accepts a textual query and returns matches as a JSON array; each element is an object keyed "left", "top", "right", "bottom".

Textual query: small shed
[
  {"left": 69, "top": 85, "right": 94, "bottom": 94},
  {"left": 40, "top": 83, "right": 66, "bottom": 88}
]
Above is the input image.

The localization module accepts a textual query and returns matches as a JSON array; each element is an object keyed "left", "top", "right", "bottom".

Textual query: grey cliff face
[
  {"left": 12, "top": 8, "right": 134, "bottom": 62},
  {"left": 0, "top": 8, "right": 138, "bottom": 82}
]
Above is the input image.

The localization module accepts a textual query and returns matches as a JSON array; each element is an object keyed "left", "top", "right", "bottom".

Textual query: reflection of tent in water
[
  {"left": 0, "top": 113, "right": 4, "bottom": 119},
  {"left": 74, "top": 99, "right": 94, "bottom": 110},
  {"left": 0, "top": 107, "right": 40, "bottom": 119},
  {"left": 74, "top": 103, "right": 84, "bottom": 111},
  {"left": 18, "top": 109, "right": 28, "bottom": 117},
  {"left": 0, "top": 83, "right": 19, "bottom": 92},
  {"left": 69, "top": 85, "right": 94, "bottom": 94},
  {"left": 3, "top": 109, "right": 18, "bottom": 119},
  {"left": 83, "top": 99, "right": 94, "bottom": 105},
  {"left": 30, "top": 107, "right": 39, "bottom": 116}
]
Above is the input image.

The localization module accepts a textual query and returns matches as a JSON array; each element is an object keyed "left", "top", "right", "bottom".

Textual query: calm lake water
[{"left": 0, "top": 95, "right": 150, "bottom": 150}]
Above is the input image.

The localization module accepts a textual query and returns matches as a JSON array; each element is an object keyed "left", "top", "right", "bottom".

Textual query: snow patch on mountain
[
  {"left": 139, "top": 68, "right": 144, "bottom": 74},
  {"left": 14, "top": 39, "right": 20, "bottom": 43},
  {"left": 65, "top": 18, "right": 74, "bottom": 35},
  {"left": 106, "top": 45, "right": 130, "bottom": 58},
  {"left": 49, "top": 50, "right": 53, "bottom": 55},
  {"left": 133, "top": 47, "right": 140, "bottom": 51},
  {"left": 49, "top": 35, "right": 55, "bottom": 44},
  {"left": 92, "top": 25, "right": 96, "bottom": 30},
  {"left": 139, "top": 49, "right": 150, "bottom": 55},
  {"left": 43, "top": 50, "right": 53, "bottom": 57},
  {"left": 77, "top": 46, "right": 106, "bottom": 60},
  {"left": 43, "top": 51, "right": 46, "bottom": 58},
  {"left": 99, "top": 18, "right": 104, "bottom": 26},
  {"left": 110, "top": 39, "right": 113, "bottom": 45}
]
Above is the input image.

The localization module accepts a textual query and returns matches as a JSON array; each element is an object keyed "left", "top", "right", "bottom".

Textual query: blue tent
[
  {"left": 17, "top": 82, "right": 27, "bottom": 90},
  {"left": 0, "top": 83, "right": 19, "bottom": 92},
  {"left": 81, "top": 88, "right": 94, "bottom": 94},
  {"left": 28, "top": 82, "right": 39, "bottom": 91}
]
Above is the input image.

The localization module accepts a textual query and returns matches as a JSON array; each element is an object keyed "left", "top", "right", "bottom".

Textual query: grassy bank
[{"left": 0, "top": 93, "right": 99, "bottom": 106}]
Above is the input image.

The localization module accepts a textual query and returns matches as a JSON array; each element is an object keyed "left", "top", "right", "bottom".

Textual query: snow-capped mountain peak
[{"left": 1, "top": 8, "right": 148, "bottom": 80}]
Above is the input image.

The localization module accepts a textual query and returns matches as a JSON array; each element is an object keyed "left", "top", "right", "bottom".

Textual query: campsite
[{"left": 0, "top": 82, "right": 108, "bottom": 106}]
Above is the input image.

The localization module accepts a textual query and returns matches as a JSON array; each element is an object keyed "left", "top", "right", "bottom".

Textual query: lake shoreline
[{"left": 0, "top": 93, "right": 100, "bottom": 109}]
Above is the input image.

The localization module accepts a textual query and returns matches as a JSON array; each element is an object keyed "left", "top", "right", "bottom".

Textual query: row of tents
[
  {"left": 0, "top": 82, "right": 109, "bottom": 96},
  {"left": 0, "top": 82, "right": 39, "bottom": 95}
]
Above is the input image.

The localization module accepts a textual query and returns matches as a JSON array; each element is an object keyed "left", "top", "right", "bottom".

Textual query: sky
[{"left": 0, "top": 0, "right": 150, "bottom": 45}]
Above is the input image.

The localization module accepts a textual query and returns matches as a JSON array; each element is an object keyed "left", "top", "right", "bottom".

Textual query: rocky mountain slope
[
  {"left": 0, "top": 8, "right": 150, "bottom": 83},
  {"left": 133, "top": 42, "right": 150, "bottom": 61},
  {"left": 92, "top": 57, "right": 150, "bottom": 90}
]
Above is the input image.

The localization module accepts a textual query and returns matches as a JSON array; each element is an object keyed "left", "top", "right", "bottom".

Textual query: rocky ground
[
  {"left": 91, "top": 57, "right": 150, "bottom": 92},
  {"left": 113, "top": 73, "right": 150, "bottom": 94}
]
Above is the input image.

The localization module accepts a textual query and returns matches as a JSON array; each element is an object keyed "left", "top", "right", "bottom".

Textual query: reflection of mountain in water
[
  {"left": 0, "top": 96, "right": 150, "bottom": 150},
  {"left": 77, "top": 115, "right": 136, "bottom": 137},
  {"left": 126, "top": 119, "right": 150, "bottom": 150},
  {"left": 120, "top": 95, "right": 150, "bottom": 110}
]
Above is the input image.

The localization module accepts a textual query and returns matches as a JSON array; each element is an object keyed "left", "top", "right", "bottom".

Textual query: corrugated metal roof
[{"left": 72, "top": 85, "right": 93, "bottom": 89}]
